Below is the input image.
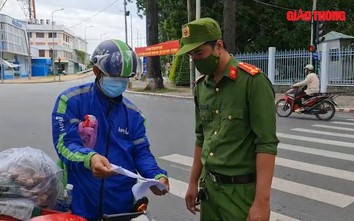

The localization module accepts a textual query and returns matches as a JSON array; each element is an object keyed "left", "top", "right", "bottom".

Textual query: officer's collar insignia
[
  {"left": 238, "top": 62, "right": 261, "bottom": 76},
  {"left": 228, "top": 66, "right": 237, "bottom": 80},
  {"left": 182, "top": 25, "right": 190, "bottom": 38}
]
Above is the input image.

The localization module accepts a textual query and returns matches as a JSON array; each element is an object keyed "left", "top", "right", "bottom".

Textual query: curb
[
  {"left": 126, "top": 90, "right": 193, "bottom": 99},
  {"left": 1, "top": 73, "right": 93, "bottom": 84},
  {"left": 126, "top": 90, "right": 354, "bottom": 113},
  {"left": 336, "top": 107, "right": 354, "bottom": 113}
]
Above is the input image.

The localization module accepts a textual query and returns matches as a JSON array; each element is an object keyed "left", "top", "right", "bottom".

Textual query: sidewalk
[
  {"left": 2, "top": 73, "right": 354, "bottom": 112},
  {"left": 127, "top": 78, "right": 354, "bottom": 113},
  {"left": 1, "top": 72, "right": 93, "bottom": 84}
]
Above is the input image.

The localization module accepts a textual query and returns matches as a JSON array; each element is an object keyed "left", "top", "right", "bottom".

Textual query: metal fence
[
  {"left": 236, "top": 47, "right": 354, "bottom": 86},
  {"left": 328, "top": 47, "right": 354, "bottom": 85}
]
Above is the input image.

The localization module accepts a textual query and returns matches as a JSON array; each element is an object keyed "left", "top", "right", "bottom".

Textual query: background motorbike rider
[{"left": 292, "top": 64, "right": 320, "bottom": 112}]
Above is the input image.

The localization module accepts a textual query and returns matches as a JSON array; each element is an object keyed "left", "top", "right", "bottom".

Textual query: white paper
[{"left": 110, "top": 164, "right": 168, "bottom": 199}]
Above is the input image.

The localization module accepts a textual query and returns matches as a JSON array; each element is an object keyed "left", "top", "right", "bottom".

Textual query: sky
[{"left": 1, "top": 0, "right": 147, "bottom": 54}]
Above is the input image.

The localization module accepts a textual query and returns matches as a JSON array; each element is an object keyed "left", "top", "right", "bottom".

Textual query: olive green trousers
[{"left": 200, "top": 175, "right": 256, "bottom": 221}]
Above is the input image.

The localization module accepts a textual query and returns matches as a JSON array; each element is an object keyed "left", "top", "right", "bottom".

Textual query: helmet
[
  {"left": 304, "top": 64, "right": 314, "bottom": 71},
  {"left": 91, "top": 39, "right": 140, "bottom": 78}
]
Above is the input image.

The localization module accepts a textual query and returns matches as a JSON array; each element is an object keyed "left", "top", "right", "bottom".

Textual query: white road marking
[
  {"left": 272, "top": 177, "right": 354, "bottom": 208},
  {"left": 331, "top": 121, "right": 354, "bottom": 126},
  {"left": 312, "top": 124, "right": 354, "bottom": 132},
  {"left": 278, "top": 143, "right": 354, "bottom": 162},
  {"left": 291, "top": 128, "right": 354, "bottom": 139},
  {"left": 161, "top": 154, "right": 354, "bottom": 208},
  {"left": 277, "top": 133, "right": 354, "bottom": 148}
]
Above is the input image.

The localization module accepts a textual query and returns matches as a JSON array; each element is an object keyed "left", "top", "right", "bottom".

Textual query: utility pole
[
  {"left": 310, "top": 0, "right": 317, "bottom": 66},
  {"left": 123, "top": 0, "right": 128, "bottom": 44},
  {"left": 187, "top": 0, "right": 195, "bottom": 90},
  {"left": 130, "top": 13, "right": 133, "bottom": 48},
  {"left": 194, "top": 0, "right": 201, "bottom": 80}
]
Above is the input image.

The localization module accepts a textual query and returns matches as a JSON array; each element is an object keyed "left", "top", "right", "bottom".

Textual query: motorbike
[
  {"left": 1, "top": 197, "right": 150, "bottom": 221},
  {"left": 275, "top": 87, "right": 338, "bottom": 121}
]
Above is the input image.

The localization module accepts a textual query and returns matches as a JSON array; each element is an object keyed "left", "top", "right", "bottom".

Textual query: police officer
[{"left": 176, "top": 18, "right": 278, "bottom": 221}]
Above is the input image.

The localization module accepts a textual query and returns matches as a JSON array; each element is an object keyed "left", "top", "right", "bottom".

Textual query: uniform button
[
  {"left": 215, "top": 88, "right": 219, "bottom": 92},
  {"left": 228, "top": 115, "right": 232, "bottom": 120},
  {"left": 209, "top": 152, "right": 214, "bottom": 157},
  {"left": 215, "top": 110, "right": 219, "bottom": 114},
  {"left": 214, "top": 131, "right": 218, "bottom": 135}
]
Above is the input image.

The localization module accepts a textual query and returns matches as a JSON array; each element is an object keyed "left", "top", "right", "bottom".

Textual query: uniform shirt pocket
[
  {"left": 220, "top": 108, "right": 245, "bottom": 140},
  {"left": 200, "top": 110, "right": 213, "bottom": 122}
]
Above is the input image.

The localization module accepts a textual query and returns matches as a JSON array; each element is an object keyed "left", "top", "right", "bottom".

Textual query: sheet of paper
[{"left": 110, "top": 163, "right": 168, "bottom": 199}]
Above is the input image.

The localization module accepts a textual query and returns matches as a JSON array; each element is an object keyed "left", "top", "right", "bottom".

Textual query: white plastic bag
[{"left": 0, "top": 146, "right": 63, "bottom": 208}]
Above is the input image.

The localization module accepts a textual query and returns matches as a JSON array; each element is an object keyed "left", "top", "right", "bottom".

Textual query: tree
[
  {"left": 145, "top": 0, "right": 164, "bottom": 90},
  {"left": 223, "top": 0, "right": 236, "bottom": 53}
]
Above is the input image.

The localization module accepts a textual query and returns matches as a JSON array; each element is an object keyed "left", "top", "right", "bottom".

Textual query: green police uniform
[
  {"left": 195, "top": 58, "right": 278, "bottom": 220},
  {"left": 176, "top": 17, "right": 278, "bottom": 221}
]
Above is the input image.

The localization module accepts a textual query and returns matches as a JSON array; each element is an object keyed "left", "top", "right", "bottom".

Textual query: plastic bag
[
  {"left": 0, "top": 146, "right": 63, "bottom": 208},
  {"left": 78, "top": 114, "right": 98, "bottom": 148},
  {"left": 0, "top": 198, "right": 35, "bottom": 220}
]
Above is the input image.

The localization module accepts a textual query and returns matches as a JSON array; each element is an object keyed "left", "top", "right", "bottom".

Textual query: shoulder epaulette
[
  {"left": 194, "top": 75, "right": 206, "bottom": 84},
  {"left": 238, "top": 62, "right": 261, "bottom": 76}
]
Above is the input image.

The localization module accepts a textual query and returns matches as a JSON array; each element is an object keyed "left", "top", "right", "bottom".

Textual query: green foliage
[
  {"left": 75, "top": 49, "right": 86, "bottom": 64},
  {"left": 135, "top": 0, "right": 354, "bottom": 53},
  {"left": 169, "top": 54, "right": 190, "bottom": 86},
  {"left": 168, "top": 55, "right": 179, "bottom": 83}
]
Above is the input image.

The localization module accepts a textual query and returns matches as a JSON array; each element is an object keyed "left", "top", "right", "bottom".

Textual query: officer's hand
[
  {"left": 90, "top": 154, "right": 114, "bottom": 178},
  {"left": 150, "top": 177, "right": 169, "bottom": 196},
  {"left": 185, "top": 183, "right": 200, "bottom": 215},
  {"left": 247, "top": 199, "right": 270, "bottom": 221}
]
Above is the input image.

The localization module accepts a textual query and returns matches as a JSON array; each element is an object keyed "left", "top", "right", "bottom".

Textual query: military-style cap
[{"left": 176, "top": 17, "right": 222, "bottom": 56}]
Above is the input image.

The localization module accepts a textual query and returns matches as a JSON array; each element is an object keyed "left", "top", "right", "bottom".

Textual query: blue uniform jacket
[{"left": 51, "top": 82, "right": 167, "bottom": 219}]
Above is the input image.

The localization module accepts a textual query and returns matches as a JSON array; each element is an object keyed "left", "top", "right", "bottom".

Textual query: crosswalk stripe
[
  {"left": 276, "top": 157, "right": 354, "bottom": 182},
  {"left": 160, "top": 154, "right": 354, "bottom": 208},
  {"left": 291, "top": 128, "right": 354, "bottom": 139},
  {"left": 278, "top": 143, "right": 354, "bottom": 162},
  {"left": 312, "top": 124, "right": 354, "bottom": 132},
  {"left": 331, "top": 121, "right": 354, "bottom": 126},
  {"left": 270, "top": 212, "right": 300, "bottom": 221},
  {"left": 161, "top": 153, "right": 354, "bottom": 182},
  {"left": 167, "top": 177, "right": 300, "bottom": 221},
  {"left": 276, "top": 133, "right": 354, "bottom": 148},
  {"left": 272, "top": 177, "right": 354, "bottom": 208}
]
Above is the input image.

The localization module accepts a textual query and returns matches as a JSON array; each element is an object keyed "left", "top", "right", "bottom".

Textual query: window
[
  {"left": 28, "top": 32, "right": 32, "bottom": 38},
  {"left": 39, "top": 50, "right": 45, "bottom": 57},
  {"left": 48, "top": 33, "right": 57, "bottom": 38},
  {"left": 36, "top": 32, "right": 44, "bottom": 38},
  {"left": 330, "top": 49, "right": 339, "bottom": 62}
]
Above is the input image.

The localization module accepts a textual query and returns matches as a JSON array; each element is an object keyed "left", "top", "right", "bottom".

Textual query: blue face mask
[{"left": 99, "top": 77, "right": 129, "bottom": 98}]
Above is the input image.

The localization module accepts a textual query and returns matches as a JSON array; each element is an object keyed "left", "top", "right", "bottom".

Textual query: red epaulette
[
  {"left": 194, "top": 75, "right": 206, "bottom": 84},
  {"left": 228, "top": 65, "right": 237, "bottom": 80},
  {"left": 238, "top": 62, "right": 261, "bottom": 76}
]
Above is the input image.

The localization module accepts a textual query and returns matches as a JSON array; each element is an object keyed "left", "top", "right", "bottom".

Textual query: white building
[
  {"left": 0, "top": 14, "right": 30, "bottom": 79},
  {"left": 27, "top": 19, "right": 89, "bottom": 74}
]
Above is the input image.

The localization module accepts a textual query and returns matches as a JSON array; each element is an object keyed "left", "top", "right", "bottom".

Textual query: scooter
[
  {"left": 1, "top": 197, "right": 150, "bottom": 221},
  {"left": 275, "top": 87, "right": 338, "bottom": 121}
]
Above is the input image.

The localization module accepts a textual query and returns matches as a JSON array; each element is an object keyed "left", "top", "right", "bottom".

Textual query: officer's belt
[{"left": 206, "top": 170, "right": 255, "bottom": 184}]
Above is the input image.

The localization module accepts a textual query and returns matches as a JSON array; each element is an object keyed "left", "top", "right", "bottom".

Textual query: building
[
  {"left": 0, "top": 14, "right": 30, "bottom": 79},
  {"left": 27, "top": 19, "right": 89, "bottom": 75},
  {"left": 318, "top": 31, "right": 354, "bottom": 83}
]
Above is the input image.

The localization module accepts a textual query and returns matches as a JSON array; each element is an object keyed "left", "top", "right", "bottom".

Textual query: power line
[
  {"left": 66, "top": 0, "right": 120, "bottom": 29},
  {"left": 0, "top": 0, "right": 8, "bottom": 11},
  {"left": 252, "top": 0, "right": 295, "bottom": 11}
]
